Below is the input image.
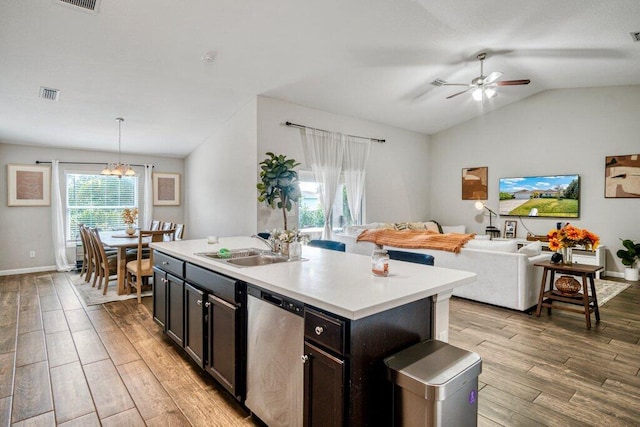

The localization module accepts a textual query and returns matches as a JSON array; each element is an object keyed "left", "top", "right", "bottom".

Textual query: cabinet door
[
  {"left": 303, "top": 341, "right": 345, "bottom": 427},
  {"left": 184, "top": 283, "right": 205, "bottom": 367},
  {"left": 206, "top": 293, "right": 240, "bottom": 398},
  {"left": 166, "top": 273, "right": 184, "bottom": 347},
  {"left": 152, "top": 268, "right": 167, "bottom": 329}
]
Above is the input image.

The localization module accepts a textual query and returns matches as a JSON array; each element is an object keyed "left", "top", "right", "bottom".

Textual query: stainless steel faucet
[{"left": 251, "top": 234, "right": 276, "bottom": 252}]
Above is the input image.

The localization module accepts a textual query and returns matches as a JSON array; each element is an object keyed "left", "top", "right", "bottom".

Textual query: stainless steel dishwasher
[{"left": 245, "top": 286, "right": 304, "bottom": 426}]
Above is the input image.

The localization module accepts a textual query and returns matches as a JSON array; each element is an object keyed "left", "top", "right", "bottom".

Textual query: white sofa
[{"left": 335, "top": 224, "right": 552, "bottom": 311}]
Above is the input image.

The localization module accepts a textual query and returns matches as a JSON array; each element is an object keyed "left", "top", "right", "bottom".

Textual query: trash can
[{"left": 384, "top": 340, "right": 482, "bottom": 427}]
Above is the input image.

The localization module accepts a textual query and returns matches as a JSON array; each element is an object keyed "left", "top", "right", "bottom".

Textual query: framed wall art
[
  {"left": 7, "top": 164, "right": 51, "bottom": 206},
  {"left": 153, "top": 172, "right": 181, "bottom": 206},
  {"left": 504, "top": 220, "right": 517, "bottom": 239},
  {"left": 462, "top": 166, "right": 488, "bottom": 200},
  {"left": 605, "top": 154, "right": 640, "bottom": 198}
]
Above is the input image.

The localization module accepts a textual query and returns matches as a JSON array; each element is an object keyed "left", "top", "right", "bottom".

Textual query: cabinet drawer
[
  {"left": 304, "top": 308, "right": 345, "bottom": 355},
  {"left": 185, "top": 263, "right": 238, "bottom": 303},
  {"left": 155, "top": 251, "right": 185, "bottom": 278}
]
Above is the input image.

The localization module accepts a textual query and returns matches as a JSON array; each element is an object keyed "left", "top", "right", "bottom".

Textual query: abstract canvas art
[
  {"left": 462, "top": 167, "right": 488, "bottom": 200},
  {"left": 7, "top": 164, "right": 51, "bottom": 206},
  {"left": 605, "top": 154, "right": 640, "bottom": 198}
]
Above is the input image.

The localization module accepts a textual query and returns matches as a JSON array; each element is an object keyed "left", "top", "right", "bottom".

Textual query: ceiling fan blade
[
  {"left": 496, "top": 79, "right": 531, "bottom": 86},
  {"left": 446, "top": 88, "right": 472, "bottom": 99},
  {"left": 483, "top": 71, "right": 503, "bottom": 84},
  {"left": 442, "top": 83, "right": 471, "bottom": 87}
]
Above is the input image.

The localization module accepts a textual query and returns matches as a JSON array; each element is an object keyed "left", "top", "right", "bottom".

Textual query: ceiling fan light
[
  {"left": 472, "top": 88, "right": 483, "bottom": 101},
  {"left": 484, "top": 87, "right": 497, "bottom": 98}
]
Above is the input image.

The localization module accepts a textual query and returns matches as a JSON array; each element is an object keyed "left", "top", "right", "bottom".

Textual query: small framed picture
[
  {"left": 153, "top": 172, "right": 180, "bottom": 206},
  {"left": 504, "top": 220, "right": 517, "bottom": 239},
  {"left": 7, "top": 164, "right": 51, "bottom": 206}
]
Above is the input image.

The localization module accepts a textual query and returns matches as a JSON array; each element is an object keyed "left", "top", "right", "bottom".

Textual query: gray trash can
[{"left": 384, "top": 339, "right": 482, "bottom": 427}]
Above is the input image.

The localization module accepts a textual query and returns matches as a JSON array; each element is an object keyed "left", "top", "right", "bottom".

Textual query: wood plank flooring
[
  {"left": 0, "top": 272, "right": 255, "bottom": 426},
  {"left": 0, "top": 271, "right": 638, "bottom": 426},
  {"left": 448, "top": 278, "right": 640, "bottom": 427}
]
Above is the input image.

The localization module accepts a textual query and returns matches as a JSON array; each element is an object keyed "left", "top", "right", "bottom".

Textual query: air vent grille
[
  {"left": 40, "top": 87, "right": 60, "bottom": 101},
  {"left": 56, "top": 0, "right": 100, "bottom": 13},
  {"left": 631, "top": 32, "right": 640, "bottom": 42}
]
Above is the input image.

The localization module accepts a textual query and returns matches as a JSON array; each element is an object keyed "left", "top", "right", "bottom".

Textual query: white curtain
[
  {"left": 51, "top": 160, "right": 74, "bottom": 271},
  {"left": 142, "top": 164, "right": 153, "bottom": 230},
  {"left": 343, "top": 136, "right": 371, "bottom": 225},
  {"left": 302, "top": 128, "right": 345, "bottom": 239}
]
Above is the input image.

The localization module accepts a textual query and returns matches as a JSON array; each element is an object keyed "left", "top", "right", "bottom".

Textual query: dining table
[{"left": 100, "top": 231, "right": 151, "bottom": 295}]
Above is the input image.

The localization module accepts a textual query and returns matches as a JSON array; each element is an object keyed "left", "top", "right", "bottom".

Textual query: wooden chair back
[
  {"left": 150, "top": 220, "right": 161, "bottom": 231},
  {"left": 173, "top": 223, "right": 185, "bottom": 240}
]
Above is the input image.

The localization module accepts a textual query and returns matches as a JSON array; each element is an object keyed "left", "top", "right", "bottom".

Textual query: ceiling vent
[
  {"left": 56, "top": 0, "right": 100, "bottom": 14},
  {"left": 40, "top": 87, "right": 60, "bottom": 101},
  {"left": 631, "top": 32, "right": 640, "bottom": 42}
]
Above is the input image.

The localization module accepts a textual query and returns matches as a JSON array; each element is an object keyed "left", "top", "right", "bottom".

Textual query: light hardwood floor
[{"left": 0, "top": 272, "right": 638, "bottom": 426}]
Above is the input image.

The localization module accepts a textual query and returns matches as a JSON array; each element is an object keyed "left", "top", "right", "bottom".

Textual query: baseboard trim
[
  {"left": 0, "top": 265, "right": 58, "bottom": 276},
  {"left": 604, "top": 270, "right": 624, "bottom": 279}
]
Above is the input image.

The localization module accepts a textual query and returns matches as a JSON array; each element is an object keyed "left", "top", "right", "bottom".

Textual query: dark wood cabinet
[
  {"left": 184, "top": 283, "right": 205, "bottom": 367},
  {"left": 303, "top": 341, "right": 345, "bottom": 427},
  {"left": 206, "top": 293, "right": 241, "bottom": 398},
  {"left": 166, "top": 272, "right": 184, "bottom": 347},
  {"left": 152, "top": 267, "right": 167, "bottom": 328}
]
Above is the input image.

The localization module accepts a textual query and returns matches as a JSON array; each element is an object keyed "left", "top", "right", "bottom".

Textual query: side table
[{"left": 534, "top": 261, "right": 603, "bottom": 329}]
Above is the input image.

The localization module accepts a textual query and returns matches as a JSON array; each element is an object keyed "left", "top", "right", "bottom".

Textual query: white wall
[
  {"left": 256, "top": 96, "right": 431, "bottom": 232},
  {"left": 184, "top": 98, "right": 258, "bottom": 239},
  {"left": 429, "top": 85, "right": 640, "bottom": 275},
  {"left": 0, "top": 142, "right": 184, "bottom": 274}
]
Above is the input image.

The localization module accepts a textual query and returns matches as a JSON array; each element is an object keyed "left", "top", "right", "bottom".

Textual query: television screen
[{"left": 499, "top": 174, "right": 580, "bottom": 218}]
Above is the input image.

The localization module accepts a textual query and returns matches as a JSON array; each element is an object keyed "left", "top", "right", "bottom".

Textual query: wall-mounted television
[{"left": 499, "top": 174, "right": 580, "bottom": 218}]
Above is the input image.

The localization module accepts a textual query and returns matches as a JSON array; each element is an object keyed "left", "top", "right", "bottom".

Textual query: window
[
  {"left": 66, "top": 173, "right": 138, "bottom": 241},
  {"left": 298, "top": 171, "right": 357, "bottom": 234}
]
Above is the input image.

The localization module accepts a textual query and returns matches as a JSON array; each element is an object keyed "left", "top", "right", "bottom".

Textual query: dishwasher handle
[
  {"left": 262, "top": 292, "right": 283, "bottom": 307},
  {"left": 247, "top": 285, "right": 304, "bottom": 315}
]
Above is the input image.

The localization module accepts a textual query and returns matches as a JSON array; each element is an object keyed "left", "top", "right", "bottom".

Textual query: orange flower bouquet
[
  {"left": 547, "top": 224, "right": 599, "bottom": 252},
  {"left": 121, "top": 207, "right": 139, "bottom": 227}
]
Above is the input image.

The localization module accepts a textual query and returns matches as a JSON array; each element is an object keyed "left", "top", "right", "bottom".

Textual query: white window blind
[{"left": 66, "top": 173, "right": 138, "bottom": 240}]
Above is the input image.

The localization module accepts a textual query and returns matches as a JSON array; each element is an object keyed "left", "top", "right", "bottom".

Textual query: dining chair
[
  {"left": 126, "top": 229, "right": 175, "bottom": 303},
  {"left": 386, "top": 249, "right": 435, "bottom": 266},
  {"left": 78, "top": 225, "right": 88, "bottom": 277},
  {"left": 150, "top": 220, "right": 161, "bottom": 231},
  {"left": 308, "top": 239, "right": 346, "bottom": 252},
  {"left": 88, "top": 228, "right": 118, "bottom": 291}
]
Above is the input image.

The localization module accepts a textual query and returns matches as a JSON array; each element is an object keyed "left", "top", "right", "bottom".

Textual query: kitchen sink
[
  {"left": 196, "top": 248, "right": 303, "bottom": 267},
  {"left": 226, "top": 253, "right": 290, "bottom": 267},
  {"left": 197, "top": 248, "right": 264, "bottom": 259}
]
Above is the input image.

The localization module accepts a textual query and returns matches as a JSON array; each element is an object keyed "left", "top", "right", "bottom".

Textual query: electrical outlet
[{"left": 29, "top": 251, "right": 36, "bottom": 258}]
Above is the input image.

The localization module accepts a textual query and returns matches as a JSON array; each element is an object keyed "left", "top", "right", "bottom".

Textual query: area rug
[
  {"left": 70, "top": 273, "right": 152, "bottom": 306},
  {"left": 593, "top": 279, "right": 631, "bottom": 306}
]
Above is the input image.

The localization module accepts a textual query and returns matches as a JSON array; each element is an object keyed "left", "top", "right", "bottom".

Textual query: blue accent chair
[
  {"left": 308, "top": 239, "right": 346, "bottom": 252},
  {"left": 387, "top": 250, "right": 434, "bottom": 266}
]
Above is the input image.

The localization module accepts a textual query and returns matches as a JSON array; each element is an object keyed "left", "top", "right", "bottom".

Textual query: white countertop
[{"left": 150, "top": 237, "right": 476, "bottom": 320}]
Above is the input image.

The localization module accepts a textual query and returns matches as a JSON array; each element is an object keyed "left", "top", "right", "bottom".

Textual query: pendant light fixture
[{"left": 101, "top": 117, "right": 136, "bottom": 177}]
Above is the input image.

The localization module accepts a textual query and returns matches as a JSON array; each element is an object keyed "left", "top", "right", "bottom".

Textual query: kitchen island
[{"left": 150, "top": 237, "right": 475, "bottom": 426}]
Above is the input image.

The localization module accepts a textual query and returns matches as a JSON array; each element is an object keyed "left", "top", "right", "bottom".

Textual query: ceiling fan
[{"left": 433, "top": 52, "right": 531, "bottom": 101}]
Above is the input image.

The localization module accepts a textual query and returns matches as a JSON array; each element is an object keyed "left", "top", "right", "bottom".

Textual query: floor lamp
[{"left": 475, "top": 201, "right": 500, "bottom": 238}]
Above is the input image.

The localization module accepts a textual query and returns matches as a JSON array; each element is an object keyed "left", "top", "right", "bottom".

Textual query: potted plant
[
  {"left": 257, "top": 152, "right": 301, "bottom": 231},
  {"left": 616, "top": 239, "right": 640, "bottom": 281},
  {"left": 121, "top": 207, "right": 138, "bottom": 235}
]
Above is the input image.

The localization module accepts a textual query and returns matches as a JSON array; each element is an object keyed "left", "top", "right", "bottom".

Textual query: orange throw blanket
[{"left": 356, "top": 229, "right": 475, "bottom": 254}]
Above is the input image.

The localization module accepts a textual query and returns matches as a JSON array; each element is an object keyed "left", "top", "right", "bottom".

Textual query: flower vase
[
  {"left": 560, "top": 247, "right": 573, "bottom": 265},
  {"left": 280, "top": 242, "right": 289, "bottom": 257},
  {"left": 288, "top": 241, "right": 301, "bottom": 261},
  {"left": 126, "top": 227, "right": 135, "bottom": 236}
]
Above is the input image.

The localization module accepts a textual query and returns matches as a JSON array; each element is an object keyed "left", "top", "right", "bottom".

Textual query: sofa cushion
[
  {"left": 465, "top": 239, "right": 518, "bottom": 253},
  {"left": 441, "top": 225, "right": 466, "bottom": 234},
  {"left": 518, "top": 240, "right": 542, "bottom": 257}
]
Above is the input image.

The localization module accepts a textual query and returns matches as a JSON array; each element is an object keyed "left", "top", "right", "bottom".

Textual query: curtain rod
[
  {"left": 35, "top": 161, "right": 152, "bottom": 168},
  {"left": 284, "top": 121, "right": 385, "bottom": 143}
]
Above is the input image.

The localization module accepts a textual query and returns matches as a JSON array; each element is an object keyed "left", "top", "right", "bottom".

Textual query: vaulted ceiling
[{"left": 1, "top": 0, "right": 639, "bottom": 157}]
